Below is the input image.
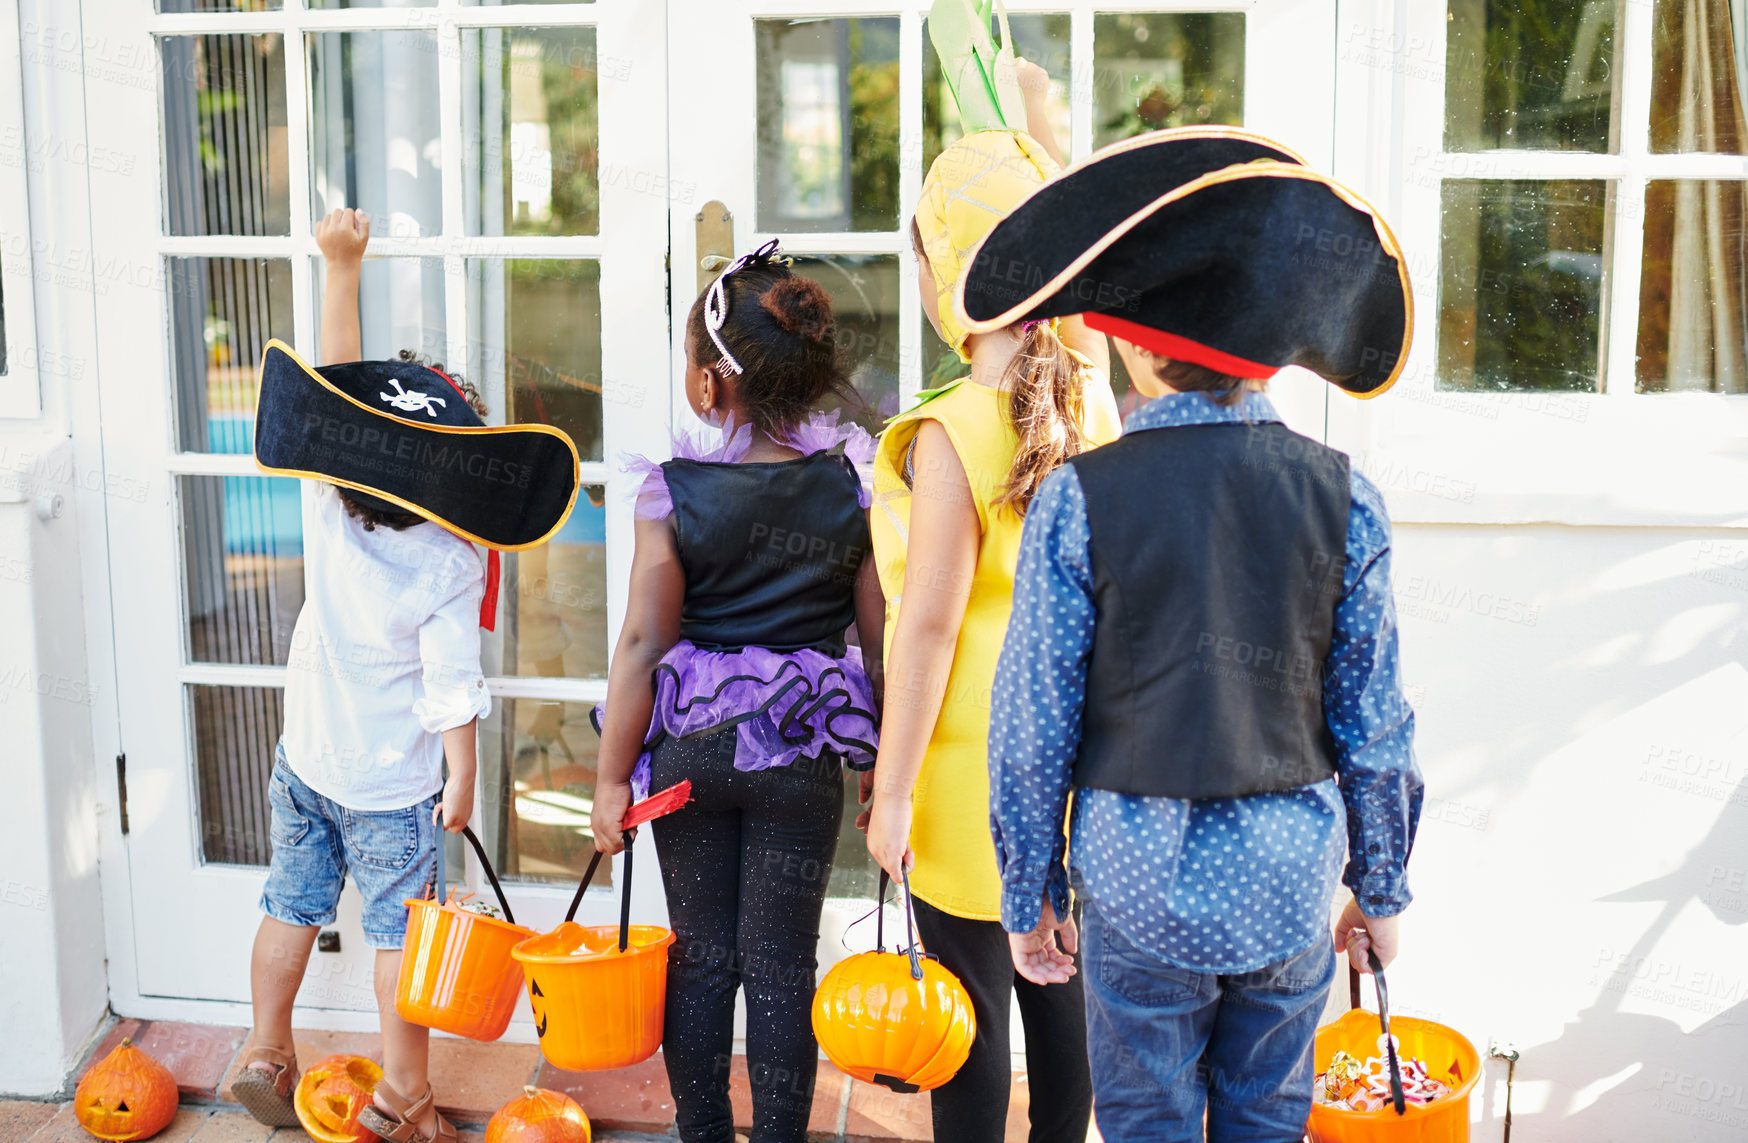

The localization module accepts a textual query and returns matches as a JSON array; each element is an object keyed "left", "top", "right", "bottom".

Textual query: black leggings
[
  {"left": 911, "top": 896, "right": 1093, "bottom": 1143},
  {"left": 648, "top": 732, "right": 844, "bottom": 1143}
]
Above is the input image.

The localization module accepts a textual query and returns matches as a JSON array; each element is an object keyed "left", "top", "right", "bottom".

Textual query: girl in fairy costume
[
  {"left": 862, "top": 63, "right": 1123, "bottom": 1143},
  {"left": 590, "top": 242, "right": 883, "bottom": 1143}
]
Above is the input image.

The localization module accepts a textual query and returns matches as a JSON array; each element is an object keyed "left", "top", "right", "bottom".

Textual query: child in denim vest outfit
[{"left": 964, "top": 131, "right": 1426, "bottom": 1143}]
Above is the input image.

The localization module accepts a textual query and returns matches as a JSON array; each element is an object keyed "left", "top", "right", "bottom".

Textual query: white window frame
[{"left": 1329, "top": 0, "right": 1748, "bottom": 529}]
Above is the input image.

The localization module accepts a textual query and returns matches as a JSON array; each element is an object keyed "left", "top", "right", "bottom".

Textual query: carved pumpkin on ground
[
  {"left": 75, "top": 1037, "right": 180, "bottom": 1141},
  {"left": 485, "top": 1085, "right": 592, "bottom": 1143},
  {"left": 812, "top": 947, "right": 977, "bottom": 1093},
  {"left": 292, "top": 1055, "right": 383, "bottom": 1143}
]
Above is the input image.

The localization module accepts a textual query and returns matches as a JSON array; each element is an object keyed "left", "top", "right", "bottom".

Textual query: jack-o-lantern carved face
[
  {"left": 292, "top": 1055, "right": 383, "bottom": 1143},
  {"left": 75, "top": 1038, "right": 180, "bottom": 1142},
  {"left": 528, "top": 974, "right": 549, "bottom": 1040},
  {"left": 485, "top": 1085, "right": 592, "bottom": 1143}
]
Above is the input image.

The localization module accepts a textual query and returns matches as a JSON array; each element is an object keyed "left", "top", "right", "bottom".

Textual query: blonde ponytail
[{"left": 994, "top": 321, "right": 1090, "bottom": 516}]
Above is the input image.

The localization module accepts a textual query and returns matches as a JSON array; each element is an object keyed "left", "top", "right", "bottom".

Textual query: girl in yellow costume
[{"left": 863, "top": 69, "right": 1121, "bottom": 1143}]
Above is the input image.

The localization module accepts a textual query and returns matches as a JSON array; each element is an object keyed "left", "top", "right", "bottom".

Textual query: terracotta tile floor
[{"left": 9, "top": 1017, "right": 1078, "bottom": 1142}]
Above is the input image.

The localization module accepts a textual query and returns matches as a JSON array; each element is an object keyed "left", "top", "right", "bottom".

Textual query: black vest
[
  {"left": 663, "top": 450, "right": 868, "bottom": 655},
  {"left": 1069, "top": 421, "right": 1351, "bottom": 799}
]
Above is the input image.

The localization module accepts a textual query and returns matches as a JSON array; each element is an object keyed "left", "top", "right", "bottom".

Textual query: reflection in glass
[
  {"left": 923, "top": 13, "right": 1070, "bottom": 175},
  {"left": 160, "top": 1, "right": 281, "bottom": 11},
  {"left": 182, "top": 475, "right": 304, "bottom": 667},
  {"left": 308, "top": 31, "right": 443, "bottom": 236},
  {"left": 169, "top": 258, "right": 293, "bottom": 455},
  {"left": 1649, "top": 0, "right": 1748, "bottom": 154},
  {"left": 481, "top": 699, "right": 608, "bottom": 886},
  {"left": 464, "top": 259, "right": 604, "bottom": 463},
  {"left": 307, "top": 0, "right": 432, "bottom": 7},
  {"left": 490, "top": 479, "right": 608, "bottom": 683},
  {"left": 791, "top": 255, "right": 898, "bottom": 433},
  {"left": 464, "top": 27, "right": 600, "bottom": 236},
  {"left": 193, "top": 685, "right": 284, "bottom": 866},
  {"left": 1438, "top": 180, "right": 1607, "bottom": 392},
  {"left": 162, "top": 35, "right": 289, "bottom": 236},
  {"left": 1444, "top": 0, "right": 1617, "bottom": 154},
  {"left": 756, "top": 19, "right": 900, "bottom": 232},
  {"left": 1092, "top": 14, "right": 1244, "bottom": 149},
  {"left": 314, "top": 257, "right": 447, "bottom": 366},
  {"left": 1637, "top": 180, "right": 1748, "bottom": 392}
]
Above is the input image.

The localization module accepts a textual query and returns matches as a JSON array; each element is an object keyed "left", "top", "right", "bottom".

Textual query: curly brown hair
[{"left": 337, "top": 352, "right": 491, "bottom": 531}]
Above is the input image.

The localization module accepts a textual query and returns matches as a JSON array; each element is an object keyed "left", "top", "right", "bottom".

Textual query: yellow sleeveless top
[{"left": 871, "top": 373, "right": 1121, "bottom": 920}]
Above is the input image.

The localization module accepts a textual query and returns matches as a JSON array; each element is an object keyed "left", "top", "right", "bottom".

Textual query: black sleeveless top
[{"left": 662, "top": 450, "right": 869, "bottom": 656}]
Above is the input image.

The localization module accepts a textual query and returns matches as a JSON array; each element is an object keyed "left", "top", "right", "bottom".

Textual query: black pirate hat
[
  {"left": 954, "top": 127, "right": 1412, "bottom": 397},
  {"left": 253, "top": 339, "right": 580, "bottom": 550}
]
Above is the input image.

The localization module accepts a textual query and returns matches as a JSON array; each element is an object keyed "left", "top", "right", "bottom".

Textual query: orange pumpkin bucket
[
  {"left": 396, "top": 816, "right": 534, "bottom": 1042},
  {"left": 1307, "top": 953, "right": 1481, "bottom": 1143},
  {"left": 812, "top": 869, "right": 976, "bottom": 1093},
  {"left": 512, "top": 783, "right": 690, "bottom": 1073}
]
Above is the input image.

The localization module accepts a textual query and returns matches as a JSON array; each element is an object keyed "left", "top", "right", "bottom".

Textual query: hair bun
[{"left": 759, "top": 277, "right": 834, "bottom": 342}]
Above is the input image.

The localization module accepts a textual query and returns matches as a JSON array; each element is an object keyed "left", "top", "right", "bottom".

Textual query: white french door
[
  {"left": 87, "top": 0, "right": 1342, "bottom": 1023},
  {"left": 90, "top": 0, "right": 671, "bottom": 1016}
]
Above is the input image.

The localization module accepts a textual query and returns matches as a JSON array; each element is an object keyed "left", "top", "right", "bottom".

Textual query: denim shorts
[{"left": 259, "top": 747, "right": 438, "bottom": 950}]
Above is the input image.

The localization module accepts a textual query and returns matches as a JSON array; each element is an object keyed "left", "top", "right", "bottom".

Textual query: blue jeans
[
  {"left": 1081, "top": 897, "right": 1335, "bottom": 1143},
  {"left": 259, "top": 747, "right": 438, "bottom": 949}
]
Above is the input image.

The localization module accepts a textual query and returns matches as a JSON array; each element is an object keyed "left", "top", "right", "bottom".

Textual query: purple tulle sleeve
[{"left": 781, "top": 410, "right": 875, "bottom": 507}]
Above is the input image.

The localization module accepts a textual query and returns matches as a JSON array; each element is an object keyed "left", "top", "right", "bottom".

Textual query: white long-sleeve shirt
[{"left": 281, "top": 484, "right": 492, "bottom": 810}]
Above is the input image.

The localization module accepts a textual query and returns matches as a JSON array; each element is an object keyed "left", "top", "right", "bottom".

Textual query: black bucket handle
[
  {"left": 1347, "top": 948, "right": 1406, "bottom": 1116},
  {"left": 564, "top": 831, "right": 636, "bottom": 954},
  {"left": 433, "top": 808, "right": 517, "bottom": 926},
  {"left": 875, "top": 868, "right": 925, "bottom": 982}
]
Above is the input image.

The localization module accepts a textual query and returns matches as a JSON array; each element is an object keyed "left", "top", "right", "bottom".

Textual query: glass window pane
[
  {"left": 306, "top": 0, "right": 434, "bottom": 9},
  {"left": 169, "top": 258, "right": 294, "bottom": 455},
  {"left": 313, "top": 256, "right": 447, "bottom": 365},
  {"left": 162, "top": 35, "right": 289, "bottom": 236},
  {"left": 923, "top": 13, "right": 1070, "bottom": 175},
  {"left": 1092, "top": 14, "right": 1244, "bottom": 149},
  {"left": 308, "top": 31, "right": 443, "bottom": 237},
  {"left": 1444, "top": 0, "right": 1618, "bottom": 154},
  {"left": 463, "top": 259, "right": 603, "bottom": 462},
  {"left": 159, "top": 1, "right": 282, "bottom": 16},
  {"left": 1649, "top": 0, "right": 1748, "bottom": 154},
  {"left": 464, "top": 27, "right": 599, "bottom": 237},
  {"left": 480, "top": 699, "right": 608, "bottom": 886},
  {"left": 192, "top": 684, "right": 283, "bottom": 866},
  {"left": 1438, "top": 179, "right": 1608, "bottom": 392},
  {"left": 493, "top": 487, "right": 607, "bottom": 681},
  {"left": 791, "top": 254, "right": 898, "bottom": 433},
  {"left": 182, "top": 474, "right": 304, "bottom": 666},
  {"left": 756, "top": 19, "right": 900, "bottom": 232},
  {"left": 1637, "top": 180, "right": 1748, "bottom": 392}
]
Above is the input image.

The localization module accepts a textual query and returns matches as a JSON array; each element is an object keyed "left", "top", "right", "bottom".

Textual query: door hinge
[
  {"left": 664, "top": 251, "right": 672, "bottom": 318},
  {"left": 115, "top": 752, "right": 129, "bottom": 835}
]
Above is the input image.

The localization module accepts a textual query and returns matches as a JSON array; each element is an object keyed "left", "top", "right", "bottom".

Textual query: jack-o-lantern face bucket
[
  {"left": 75, "top": 1038, "right": 180, "bottom": 1142},
  {"left": 485, "top": 1085, "right": 593, "bottom": 1143},
  {"left": 811, "top": 871, "right": 976, "bottom": 1093},
  {"left": 293, "top": 1055, "right": 383, "bottom": 1143}
]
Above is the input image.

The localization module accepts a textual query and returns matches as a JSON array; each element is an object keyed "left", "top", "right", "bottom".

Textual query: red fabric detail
[
  {"left": 1083, "top": 312, "right": 1280, "bottom": 379},
  {"left": 480, "top": 549, "right": 500, "bottom": 632},
  {"left": 623, "top": 780, "right": 693, "bottom": 829},
  {"left": 426, "top": 365, "right": 470, "bottom": 403}
]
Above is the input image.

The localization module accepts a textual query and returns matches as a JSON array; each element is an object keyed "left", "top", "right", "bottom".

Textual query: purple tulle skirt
[{"left": 596, "top": 640, "right": 878, "bottom": 798}]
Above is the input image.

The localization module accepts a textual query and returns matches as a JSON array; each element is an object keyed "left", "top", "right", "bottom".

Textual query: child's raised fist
[{"left": 315, "top": 207, "right": 370, "bottom": 266}]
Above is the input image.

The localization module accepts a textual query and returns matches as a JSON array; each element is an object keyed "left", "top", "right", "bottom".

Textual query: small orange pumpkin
[
  {"left": 485, "top": 1085, "right": 593, "bottom": 1143},
  {"left": 75, "top": 1037, "right": 180, "bottom": 1141},
  {"left": 292, "top": 1055, "right": 383, "bottom": 1143},
  {"left": 812, "top": 948, "right": 976, "bottom": 1093}
]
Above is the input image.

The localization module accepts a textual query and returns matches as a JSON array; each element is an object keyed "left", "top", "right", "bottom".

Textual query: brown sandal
[
  {"left": 357, "top": 1080, "right": 457, "bottom": 1143},
  {"left": 230, "top": 1044, "right": 301, "bottom": 1127}
]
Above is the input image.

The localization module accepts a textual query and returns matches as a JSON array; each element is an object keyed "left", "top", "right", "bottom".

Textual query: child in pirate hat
[
  {"left": 967, "top": 130, "right": 1426, "bottom": 1142},
  {"left": 231, "top": 209, "right": 578, "bottom": 1143}
]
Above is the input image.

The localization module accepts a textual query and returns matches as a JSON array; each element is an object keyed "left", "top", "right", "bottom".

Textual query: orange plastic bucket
[
  {"left": 395, "top": 820, "right": 534, "bottom": 1041},
  {"left": 1307, "top": 961, "right": 1481, "bottom": 1143},
  {"left": 512, "top": 785, "right": 690, "bottom": 1073}
]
